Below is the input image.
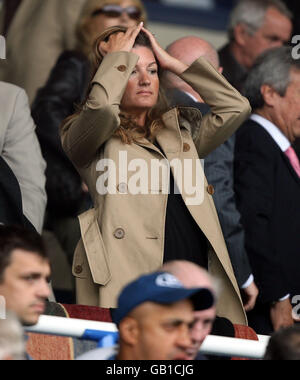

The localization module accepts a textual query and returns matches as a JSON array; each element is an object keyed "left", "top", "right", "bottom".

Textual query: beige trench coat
[{"left": 61, "top": 51, "right": 251, "bottom": 325}]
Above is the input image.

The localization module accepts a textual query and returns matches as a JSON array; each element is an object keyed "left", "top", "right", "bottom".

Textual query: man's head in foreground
[
  {"left": 0, "top": 226, "right": 51, "bottom": 326},
  {"left": 162, "top": 261, "right": 217, "bottom": 360},
  {"left": 112, "top": 271, "right": 214, "bottom": 360}
]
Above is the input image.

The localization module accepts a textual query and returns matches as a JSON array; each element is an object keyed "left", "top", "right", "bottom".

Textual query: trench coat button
[
  {"left": 117, "top": 65, "right": 127, "bottom": 72},
  {"left": 183, "top": 143, "right": 191, "bottom": 152},
  {"left": 207, "top": 185, "right": 215, "bottom": 196},
  {"left": 117, "top": 183, "right": 128, "bottom": 193},
  {"left": 114, "top": 228, "right": 125, "bottom": 239},
  {"left": 75, "top": 265, "right": 83, "bottom": 275}
]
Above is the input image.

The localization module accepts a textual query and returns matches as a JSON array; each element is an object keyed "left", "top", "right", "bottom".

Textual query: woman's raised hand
[
  {"left": 98, "top": 23, "right": 144, "bottom": 56},
  {"left": 142, "top": 27, "right": 188, "bottom": 75}
]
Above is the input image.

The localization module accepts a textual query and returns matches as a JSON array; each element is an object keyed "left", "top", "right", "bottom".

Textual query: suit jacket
[
  {"left": 0, "top": 0, "right": 86, "bottom": 104},
  {"left": 219, "top": 44, "right": 248, "bottom": 92},
  {"left": 0, "top": 155, "right": 35, "bottom": 230},
  {"left": 167, "top": 88, "right": 252, "bottom": 287},
  {"left": 61, "top": 52, "right": 251, "bottom": 324},
  {"left": 0, "top": 81, "right": 47, "bottom": 233},
  {"left": 235, "top": 119, "right": 300, "bottom": 304}
]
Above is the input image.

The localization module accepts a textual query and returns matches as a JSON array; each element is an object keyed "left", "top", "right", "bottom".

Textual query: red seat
[
  {"left": 232, "top": 324, "right": 259, "bottom": 360},
  {"left": 61, "top": 304, "right": 112, "bottom": 322}
]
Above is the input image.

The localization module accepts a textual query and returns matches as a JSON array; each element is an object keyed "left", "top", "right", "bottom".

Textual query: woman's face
[
  {"left": 88, "top": 0, "right": 141, "bottom": 37},
  {"left": 121, "top": 46, "right": 160, "bottom": 117}
]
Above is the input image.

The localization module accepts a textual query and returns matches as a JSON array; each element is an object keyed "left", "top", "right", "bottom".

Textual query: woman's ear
[
  {"left": 119, "top": 317, "right": 140, "bottom": 346},
  {"left": 260, "top": 84, "right": 280, "bottom": 107},
  {"left": 98, "top": 41, "right": 108, "bottom": 56},
  {"left": 234, "top": 24, "right": 250, "bottom": 47}
]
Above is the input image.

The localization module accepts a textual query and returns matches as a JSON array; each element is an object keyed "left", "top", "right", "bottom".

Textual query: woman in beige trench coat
[{"left": 61, "top": 24, "right": 251, "bottom": 325}]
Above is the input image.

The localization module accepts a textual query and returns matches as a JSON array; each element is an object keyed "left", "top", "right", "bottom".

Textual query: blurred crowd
[{"left": 0, "top": 0, "right": 300, "bottom": 360}]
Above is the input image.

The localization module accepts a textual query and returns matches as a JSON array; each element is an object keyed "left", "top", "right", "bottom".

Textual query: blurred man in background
[
  {"left": 162, "top": 261, "right": 217, "bottom": 360},
  {"left": 219, "top": 0, "right": 292, "bottom": 91},
  {"left": 0, "top": 0, "right": 86, "bottom": 104},
  {"left": 0, "top": 81, "right": 47, "bottom": 233}
]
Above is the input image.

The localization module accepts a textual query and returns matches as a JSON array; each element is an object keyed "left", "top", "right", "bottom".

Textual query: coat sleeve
[
  {"left": 179, "top": 57, "right": 251, "bottom": 158},
  {"left": 2, "top": 88, "right": 47, "bottom": 233},
  {"left": 60, "top": 52, "right": 139, "bottom": 168},
  {"left": 234, "top": 125, "right": 289, "bottom": 303}
]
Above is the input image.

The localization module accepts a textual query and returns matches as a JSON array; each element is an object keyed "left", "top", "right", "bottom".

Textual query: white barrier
[
  {"left": 26, "top": 315, "right": 118, "bottom": 338},
  {"left": 25, "top": 315, "right": 270, "bottom": 359}
]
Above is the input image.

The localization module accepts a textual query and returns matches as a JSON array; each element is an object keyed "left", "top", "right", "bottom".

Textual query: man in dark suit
[
  {"left": 219, "top": 0, "right": 292, "bottom": 92},
  {"left": 0, "top": 155, "right": 34, "bottom": 230},
  {"left": 235, "top": 46, "right": 300, "bottom": 334},
  {"left": 164, "top": 36, "right": 259, "bottom": 313}
]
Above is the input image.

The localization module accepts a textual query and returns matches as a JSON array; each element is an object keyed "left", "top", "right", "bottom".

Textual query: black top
[
  {"left": 154, "top": 142, "right": 208, "bottom": 268},
  {"left": 0, "top": 156, "right": 35, "bottom": 231},
  {"left": 218, "top": 44, "right": 248, "bottom": 92}
]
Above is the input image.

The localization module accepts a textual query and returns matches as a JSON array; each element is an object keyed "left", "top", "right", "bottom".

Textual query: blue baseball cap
[{"left": 112, "top": 272, "right": 215, "bottom": 325}]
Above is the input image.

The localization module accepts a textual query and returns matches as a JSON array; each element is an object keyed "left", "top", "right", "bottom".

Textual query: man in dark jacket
[
  {"left": 235, "top": 47, "right": 300, "bottom": 334},
  {"left": 219, "top": 0, "right": 292, "bottom": 92},
  {"left": 0, "top": 155, "right": 35, "bottom": 230}
]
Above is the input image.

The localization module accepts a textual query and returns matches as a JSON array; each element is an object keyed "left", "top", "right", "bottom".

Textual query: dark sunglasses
[{"left": 92, "top": 5, "right": 142, "bottom": 20}]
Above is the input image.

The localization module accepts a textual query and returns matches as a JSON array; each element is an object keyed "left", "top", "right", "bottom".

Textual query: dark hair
[
  {"left": 264, "top": 326, "right": 300, "bottom": 360},
  {"left": 0, "top": 226, "right": 48, "bottom": 283}
]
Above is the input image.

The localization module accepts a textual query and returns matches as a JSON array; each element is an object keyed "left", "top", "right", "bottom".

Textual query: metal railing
[{"left": 25, "top": 315, "right": 270, "bottom": 359}]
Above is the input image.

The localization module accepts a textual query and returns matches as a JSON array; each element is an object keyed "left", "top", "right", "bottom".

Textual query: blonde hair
[
  {"left": 76, "top": 0, "right": 147, "bottom": 58},
  {"left": 63, "top": 26, "right": 169, "bottom": 145}
]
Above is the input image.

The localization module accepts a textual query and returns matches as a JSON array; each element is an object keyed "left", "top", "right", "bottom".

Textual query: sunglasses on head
[{"left": 92, "top": 4, "right": 142, "bottom": 20}]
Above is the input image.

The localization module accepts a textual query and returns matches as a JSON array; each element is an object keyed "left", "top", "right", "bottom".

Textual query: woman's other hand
[
  {"left": 142, "top": 27, "right": 188, "bottom": 75},
  {"left": 98, "top": 23, "right": 144, "bottom": 56}
]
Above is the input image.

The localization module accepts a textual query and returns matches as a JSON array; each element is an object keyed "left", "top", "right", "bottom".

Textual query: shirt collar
[
  {"left": 184, "top": 91, "right": 199, "bottom": 103},
  {"left": 250, "top": 114, "right": 291, "bottom": 152}
]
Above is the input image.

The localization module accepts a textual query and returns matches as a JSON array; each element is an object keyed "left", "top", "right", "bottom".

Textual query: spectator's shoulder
[
  {"left": 0, "top": 81, "right": 26, "bottom": 100},
  {"left": 238, "top": 119, "right": 275, "bottom": 144},
  {"left": 0, "top": 82, "right": 29, "bottom": 122},
  {"left": 236, "top": 119, "right": 280, "bottom": 159}
]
